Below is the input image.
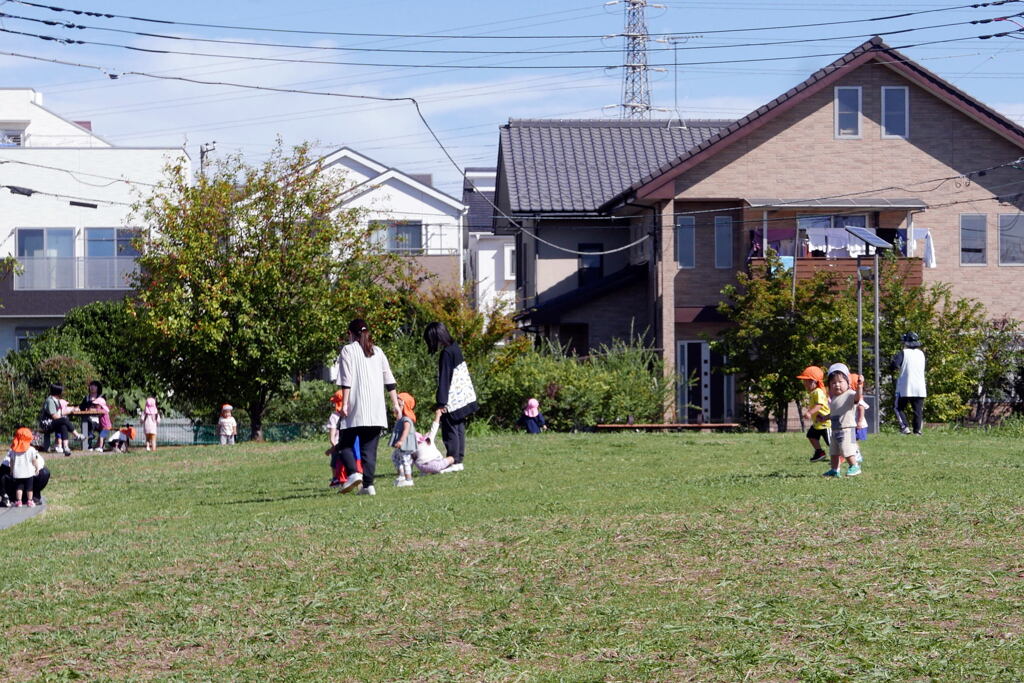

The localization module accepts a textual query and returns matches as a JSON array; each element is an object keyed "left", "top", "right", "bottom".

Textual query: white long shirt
[
  {"left": 896, "top": 348, "right": 927, "bottom": 397},
  {"left": 337, "top": 341, "right": 396, "bottom": 430}
]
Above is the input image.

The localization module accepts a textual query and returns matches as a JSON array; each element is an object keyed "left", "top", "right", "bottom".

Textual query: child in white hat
[{"left": 823, "top": 363, "right": 863, "bottom": 478}]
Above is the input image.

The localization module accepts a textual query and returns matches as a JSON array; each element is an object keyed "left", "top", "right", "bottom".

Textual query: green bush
[{"left": 263, "top": 380, "right": 337, "bottom": 424}]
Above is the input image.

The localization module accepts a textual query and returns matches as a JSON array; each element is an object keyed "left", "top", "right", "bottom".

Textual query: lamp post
[{"left": 847, "top": 227, "right": 893, "bottom": 434}]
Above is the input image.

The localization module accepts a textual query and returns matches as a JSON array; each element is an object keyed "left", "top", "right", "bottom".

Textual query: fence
[{"left": 143, "top": 418, "right": 324, "bottom": 446}]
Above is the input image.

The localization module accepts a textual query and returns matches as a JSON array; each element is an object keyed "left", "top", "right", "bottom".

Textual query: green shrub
[{"left": 263, "top": 380, "right": 337, "bottom": 424}]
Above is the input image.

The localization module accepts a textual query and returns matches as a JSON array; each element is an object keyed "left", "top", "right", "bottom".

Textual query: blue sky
[{"left": 2, "top": 0, "right": 1023, "bottom": 194}]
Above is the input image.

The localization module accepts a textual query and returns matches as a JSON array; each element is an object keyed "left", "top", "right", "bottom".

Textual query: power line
[
  {"left": 0, "top": 158, "right": 158, "bottom": 186},
  {"left": 8, "top": 0, "right": 1019, "bottom": 39},
  {"left": 2, "top": 25, "right": 1021, "bottom": 69}
]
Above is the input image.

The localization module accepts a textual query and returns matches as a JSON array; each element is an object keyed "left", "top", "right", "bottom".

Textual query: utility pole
[
  {"left": 199, "top": 141, "right": 216, "bottom": 175},
  {"left": 618, "top": 0, "right": 654, "bottom": 119}
]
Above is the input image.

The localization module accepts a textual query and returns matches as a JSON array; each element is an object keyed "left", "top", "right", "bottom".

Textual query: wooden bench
[{"left": 595, "top": 423, "right": 741, "bottom": 432}]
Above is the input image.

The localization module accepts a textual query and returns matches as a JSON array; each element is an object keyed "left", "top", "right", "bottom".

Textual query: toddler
[
  {"left": 108, "top": 423, "right": 137, "bottom": 452},
  {"left": 92, "top": 394, "right": 112, "bottom": 453},
  {"left": 796, "top": 366, "right": 830, "bottom": 462},
  {"left": 849, "top": 373, "right": 869, "bottom": 465},
  {"left": 142, "top": 397, "right": 160, "bottom": 452},
  {"left": 823, "top": 363, "right": 863, "bottom": 478},
  {"left": 218, "top": 404, "right": 237, "bottom": 445},
  {"left": 390, "top": 392, "right": 418, "bottom": 487},
  {"left": 517, "top": 398, "right": 547, "bottom": 434},
  {"left": 8, "top": 427, "right": 42, "bottom": 507},
  {"left": 414, "top": 421, "right": 455, "bottom": 474}
]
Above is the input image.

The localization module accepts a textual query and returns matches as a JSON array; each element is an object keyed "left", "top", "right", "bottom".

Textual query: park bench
[{"left": 595, "top": 423, "right": 741, "bottom": 432}]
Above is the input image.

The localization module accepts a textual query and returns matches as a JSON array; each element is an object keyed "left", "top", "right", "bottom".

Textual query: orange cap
[
  {"left": 10, "top": 427, "right": 33, "bottom": 453},
  {"left": 796, "top": 366, "right": 824, "bottom": 382},
  {"left": 397, "top": 392, "right": 416, "bottom": 422}
]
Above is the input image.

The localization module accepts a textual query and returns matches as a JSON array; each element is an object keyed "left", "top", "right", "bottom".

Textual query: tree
[
  {"left": 712, "top": 252, "right": 856, "bottom": 432},
  {"left": 132, "top": 143, "right": 410, "bottom": 439}
]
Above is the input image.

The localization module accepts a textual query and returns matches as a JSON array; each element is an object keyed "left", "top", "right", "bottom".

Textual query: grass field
[{"left": 1, "top": 430, "right": 1023, "bottom": 681}]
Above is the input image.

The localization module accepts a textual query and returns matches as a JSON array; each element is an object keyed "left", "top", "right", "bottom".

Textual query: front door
[{"left": 677, "top": 340, "right": 735, "bottom": 423}]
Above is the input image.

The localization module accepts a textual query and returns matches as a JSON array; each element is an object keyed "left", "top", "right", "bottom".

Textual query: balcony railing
[
  {"left": 748, "top": 256, "right": 923, "bottom": 288},
  {"left": 14, "top": 257, "right": 139, "bottom": 290}
]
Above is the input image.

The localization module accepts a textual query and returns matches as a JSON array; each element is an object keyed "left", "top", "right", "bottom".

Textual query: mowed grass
[{"left": 1, "top": 430, "right": 1023, "bottom": 681}]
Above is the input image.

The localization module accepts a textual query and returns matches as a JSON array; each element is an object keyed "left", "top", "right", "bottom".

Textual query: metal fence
[{"left": 141, "top": 418, "right": 324, "bottom": 446}]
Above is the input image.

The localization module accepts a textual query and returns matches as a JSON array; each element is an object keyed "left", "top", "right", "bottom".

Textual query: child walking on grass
[
  {"left": 218, "top": 404, "right": 237, "bottom": 445},
  {"left": 797, "top": 366, "right": 830, "bottom": 462},
  {"left": 823, "top": 363, "right": 863, "bottom": 478},
  {"left": 391, "top": 392, "right": 418, "bottom": 488},
  {"left": 142, "top": 397, "right": 160, "bottom": 452}
]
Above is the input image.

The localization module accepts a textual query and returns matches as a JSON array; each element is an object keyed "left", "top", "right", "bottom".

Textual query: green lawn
[{"left": 2, "top": 430, "right": 1023, "bottom": 681}]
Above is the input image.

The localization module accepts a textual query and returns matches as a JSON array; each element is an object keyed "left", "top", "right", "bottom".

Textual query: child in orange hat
[
  {"left": 326, "top": 390, "right": 363, "bottom": 488},
  {"left": 390, "top": 392, "right": 418, "bottom": 488},
  {"left": 797, "top": 366, "right": 830, "bottom": 462},
  {"left": 7, "top": 427, "right": 42, "bottom": 507}
]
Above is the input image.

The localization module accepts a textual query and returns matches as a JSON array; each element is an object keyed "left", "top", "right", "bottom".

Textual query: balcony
[
  {"left": 748, "top": 256, "right": 923, "bottom": 288},
  {"left": 15, "top": 257, "right": 139, "bottom": 291}
]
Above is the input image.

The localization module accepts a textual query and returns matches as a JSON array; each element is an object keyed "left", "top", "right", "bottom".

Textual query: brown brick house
[{"left": 494, "top": 37, "right": 1024, "bottom": 420}]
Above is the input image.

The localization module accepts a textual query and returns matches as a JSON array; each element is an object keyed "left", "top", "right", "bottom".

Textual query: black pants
[
  {"left": 42, "top": 417, "right": 73, "bottom": 450},
  {"left": 440, "top": 415, "right": 467, "bottom": 464},
  {"left": 896, "top": 396, "right": 925, "bottom": 434},
  {"left": 1, "top": 466, "right": 49, "bottom": 503},
  {"left": 337, "top": 427, "right": 381, "bottom": 487}
]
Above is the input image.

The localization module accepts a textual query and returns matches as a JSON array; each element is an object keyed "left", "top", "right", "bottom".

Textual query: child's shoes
[
  {"left": 13, "top": 500, "right": 23, "bottom": 507},
  {"left": 822, "top": 469, "right": 842, "bottom": 478},
  {"left": 809, "top": 449, "right": 827, "bottom": 462},
  {"left": 26, "top": 500, "right": 35, "bottom": 507},
  {"left": 846, "top": 465, "right": 862, "bottom": 477}
]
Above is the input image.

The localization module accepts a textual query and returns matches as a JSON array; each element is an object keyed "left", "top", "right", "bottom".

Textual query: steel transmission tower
[{"left": 620, "top": 0, "right": 652, "bottom": 119}]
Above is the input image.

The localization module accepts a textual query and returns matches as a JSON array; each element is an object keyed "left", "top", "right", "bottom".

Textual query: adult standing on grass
[
  {"left": 335, "top": 318, "right": 402, "bottom": 496},
  {"left": 891, "top": 332, "right": 927, "bottom": 435},
  {"left": 423, "top": 322, "right": 478, "bottom": 472}
]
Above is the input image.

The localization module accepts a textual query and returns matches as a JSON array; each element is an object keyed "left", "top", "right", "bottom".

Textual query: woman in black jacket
[{"left": 423, "top": 322, "right": 478, "bottom": 472}]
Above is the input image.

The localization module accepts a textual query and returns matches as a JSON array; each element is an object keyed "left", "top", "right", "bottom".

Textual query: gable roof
[
  {"left": 498, "top": 119, "right": 731, "bottom": 213},
  {"left": 615, "top": 37, "right": 1024, "bottom": 208},
  {"left": 324, "top": 146, "right": 465, "bottom": 211}
]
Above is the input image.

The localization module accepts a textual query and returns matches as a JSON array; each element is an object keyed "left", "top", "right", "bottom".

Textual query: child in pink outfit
[
  {"left": 142, "top": 397, "right": 160, "bottom": 452},
  {"left": 92, "top": 395, "right": 112, "bottom": 452}
]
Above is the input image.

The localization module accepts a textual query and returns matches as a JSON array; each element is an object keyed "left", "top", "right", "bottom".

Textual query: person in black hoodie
[{"left": 423, "top": 322, "right": 479, "bottom": 472}]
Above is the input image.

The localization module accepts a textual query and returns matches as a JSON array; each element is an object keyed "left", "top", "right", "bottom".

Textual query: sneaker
[
  {"left": 0, "top": 495, "right": 8, "bottom": 507},
  {"left": 356, "top": 485, "right": 376, "bottom": 496},
  {"left": 63, "top": 448, "right": 72, "bottom": 457},
  {"left": 13, "top": 500, "right": 22, "bottom": 507},
  {"left": 26, "top": 500, "right": 35, "bottom": 507},
  {"left": 822, "top": 469, "right": 842, "bottom": 478},
  {"left": 338, "top": 472, "right": 362, "bottom": 493},
  {"left": 901, "top": 427, "right": 912, "bottom": 435},
  {"left": 448, "top": 463, "right": 464, "bottom": 472},
  {"left": 328, "top": 478, "right": 342, "bottom": 488},
  {"left": 846, "top": 465, "right": 862, "bottom": 477},
  {"left": 32, "top": 498, "right": 42, "bottom": 506},
  {"left": 440, "top": 465, "right": 458, "bottom": 474},
  {"left": 809, "top": 449, "right": 827, "bottom": 462},
  {"left": 396, "top": 478, "right": 414, "bottom": 488}
]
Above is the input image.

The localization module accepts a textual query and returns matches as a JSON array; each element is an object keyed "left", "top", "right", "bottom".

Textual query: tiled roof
[
  {"left": 612, "top": 37, "right": 1024, "bottom": 207},
  {"left": 499, "top": 119, "right": 730, "bottom": 213}
]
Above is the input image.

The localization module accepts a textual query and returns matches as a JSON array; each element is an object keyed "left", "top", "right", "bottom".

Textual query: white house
[
  {"left": 322, "top": 147, "right": 465, "bottom": 287},
  {"left": 0, "top": 88, "right": 187, "bottom": 353},
  {"left": 463, "top": 167, "right": 514, "bottom": 315}
]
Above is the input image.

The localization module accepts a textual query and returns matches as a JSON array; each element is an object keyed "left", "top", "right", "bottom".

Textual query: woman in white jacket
[{"left": 333, "top": 318, "right": 402, "bottom": 496}]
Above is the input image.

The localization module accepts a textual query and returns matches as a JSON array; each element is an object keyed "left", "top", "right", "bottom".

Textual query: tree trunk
[
  {"left": 249, "top": 396, "right": 268, "bottom": 442},
  {"left": 774, "top": 401, "right": 789, "bottom": 433}
]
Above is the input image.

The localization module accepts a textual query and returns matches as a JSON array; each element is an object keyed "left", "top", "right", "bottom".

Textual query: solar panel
[{"left": 845, "top": 226, "right": 893, "bottom": 249}]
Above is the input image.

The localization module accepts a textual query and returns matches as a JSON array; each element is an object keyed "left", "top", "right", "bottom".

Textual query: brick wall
[{"left": 667, "top": 60, "right": 1024, "bottom": 319}]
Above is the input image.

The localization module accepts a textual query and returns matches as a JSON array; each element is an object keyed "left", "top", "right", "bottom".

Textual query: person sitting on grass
[
  {"left": 108, "top": 423, "right": 137, "bottom": 453},
  {"left": 413, "top": 420, "right": 455, "bottom": 475},
  {"left": 1, "top": 442, "right": 49, "bottom": 507},
  {"left": 823, "top": 363, "right": 863, "bottom": 478},
  {"left": 796, "top": 366, "right": 830, "bottom": 463},
  {"left": 517, "top": 398, "right": 548, "bottom": 434}
]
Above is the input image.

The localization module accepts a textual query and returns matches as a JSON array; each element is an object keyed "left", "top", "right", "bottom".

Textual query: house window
[
  {"left": 882, "top": 86, "right": 909, "bottom": 138},
  {"left": 960, "top": 214, "right": 986, "bottom": 265},
  {"left": 714, "top": 216, "right": 733, "bottom": 269},
  {"left": 578, "top": 243, "right": 603, "bottom": 287},
  {"left": 0, "top": 129, "right": 24, "bottom": 147},
  {"left": 378, "top": 221, "right": 423, "bottom": 253},
  {"left": 999, "top": 214, "right": 1024, "bottom": 265},
  {"left": 16, "top": 227, "right": 75, "bottom": 290},
  {"left": 15, "top": 327, "right": 49, "bottom": 351},
  {"left": 85, "top": 227, "right": 140, "bottom": 288},
  {"left": 676, "top": 215, "right": 695, "bottom": 268},
  {"left": 503, "top": 242, "right": 516, "bottom": 281},
  {"left": 835, "top": 86, "right": 862, "bottom": 138}
]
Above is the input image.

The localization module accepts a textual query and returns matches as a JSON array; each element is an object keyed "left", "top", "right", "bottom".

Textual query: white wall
[
  {"left": 471, "top": 233, "right": 515, "bottom": 313},
  {"left": 535, "top": 226, "right": 632, "bottom": 299},
  {"left": 0, "top": 88, "right": 110, "bottom": 148}
]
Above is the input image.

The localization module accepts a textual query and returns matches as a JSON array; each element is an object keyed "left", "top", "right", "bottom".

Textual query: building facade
[
  {"left": 0, "top": 88, "right": 186, "bottom": 354},
  {"left": 462, "top": 167, "right": 515, "bottom": 315}
]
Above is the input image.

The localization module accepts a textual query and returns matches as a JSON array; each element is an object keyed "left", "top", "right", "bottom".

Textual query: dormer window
[
  {"left": 0, "top": 129, "right": 24, "bottom": 147},
  {"left": 834, "top": 87, "right": 862, "bottom": 138}
]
